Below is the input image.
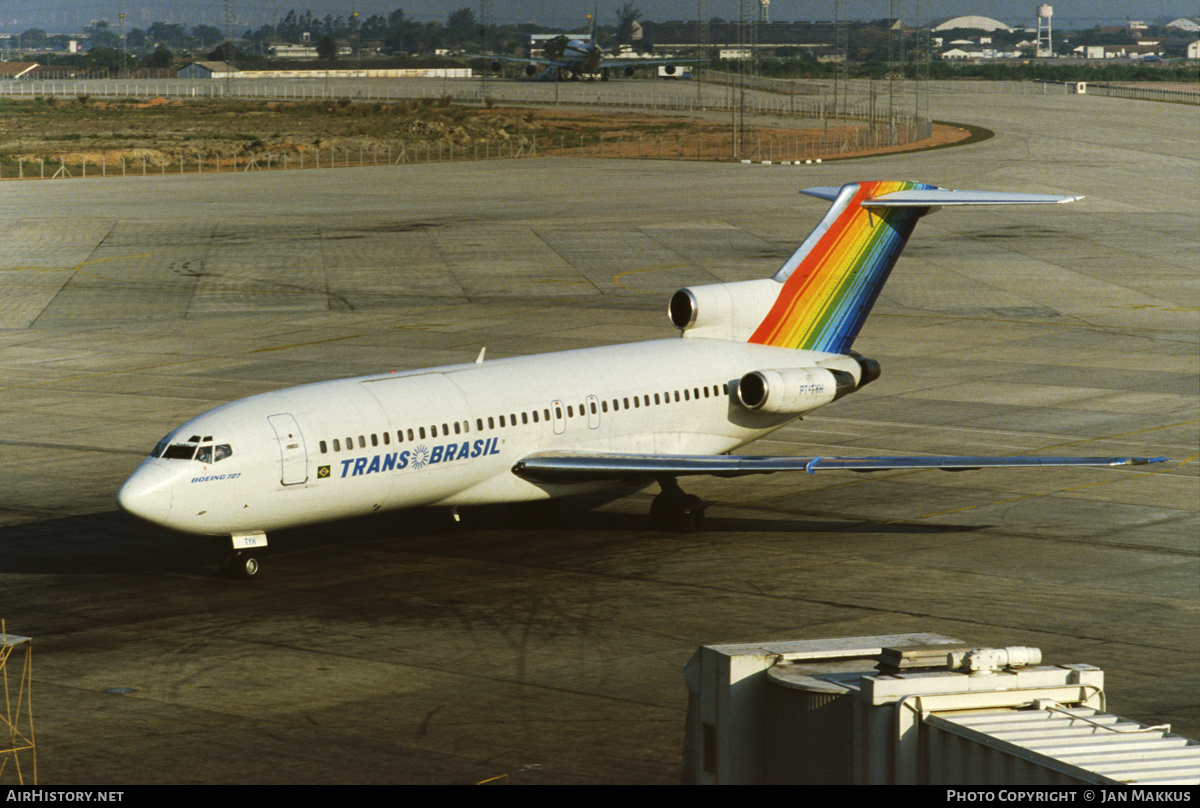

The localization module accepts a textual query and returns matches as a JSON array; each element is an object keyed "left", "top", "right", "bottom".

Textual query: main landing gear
[{"left": 651, "top": 477, "right": 706, "bottom": 532}]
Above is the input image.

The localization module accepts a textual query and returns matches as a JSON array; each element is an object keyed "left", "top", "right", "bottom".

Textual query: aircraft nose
[{"left": 117, "top": 464, "right": 174, "bottom": 527}]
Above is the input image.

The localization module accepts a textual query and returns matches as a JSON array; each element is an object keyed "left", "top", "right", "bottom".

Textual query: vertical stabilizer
[
  {"left": 749, "top": 180, "right": 936, "bottom": 354},
  {"left": 669, "top": 182, "right": 1080, "bottom": 350}
]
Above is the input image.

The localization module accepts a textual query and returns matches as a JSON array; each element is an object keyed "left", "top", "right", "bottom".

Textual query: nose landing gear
[
  {"left": 220, "top": 550, "right": 260, "bottom": 579},
  {"left": 217, "top": 531, "right": 267, "bottom": 579}
]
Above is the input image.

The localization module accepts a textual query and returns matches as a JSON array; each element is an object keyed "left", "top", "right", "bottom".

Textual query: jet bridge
[{"left": 683, "top": 633, "right": 1200, "bottom": 785}]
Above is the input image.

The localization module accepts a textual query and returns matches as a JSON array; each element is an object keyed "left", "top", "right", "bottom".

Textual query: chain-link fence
[{"left": 0, "top": 72, "right": 938, "bottom": 180}]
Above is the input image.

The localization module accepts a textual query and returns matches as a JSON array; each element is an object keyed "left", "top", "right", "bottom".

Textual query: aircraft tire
[
  {"left": 223, "top": 551, "right": 260, "bottom": 579},
  {"left": 650, "top": 490, "right": 705, "bottom": 532},
  {"left": 677, "top": 496, "right": 705, "bottom": 532}
]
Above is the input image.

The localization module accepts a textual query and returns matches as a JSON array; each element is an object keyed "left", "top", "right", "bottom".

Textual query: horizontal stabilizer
[
  {"left": 754, "top": 182, "right": 1084, "bottom": 354},
  {"left": 863, "top": 190, "right": 1084, "bottom": 207},
  {"left": 512, "top": 452, "right": 1165, "bottom": 483},
  {"left": 799, "top": 187, "right": 1083, "bottom": 206}
]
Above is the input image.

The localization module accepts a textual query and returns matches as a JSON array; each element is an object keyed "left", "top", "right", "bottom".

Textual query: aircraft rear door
[{"left": 267, "top": 413, "right": 308, "bottom": 485}]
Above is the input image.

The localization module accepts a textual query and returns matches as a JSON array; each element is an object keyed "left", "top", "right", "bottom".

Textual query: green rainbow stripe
[{"left": 749, "top": 180, "right": 935, "bottom": 353}]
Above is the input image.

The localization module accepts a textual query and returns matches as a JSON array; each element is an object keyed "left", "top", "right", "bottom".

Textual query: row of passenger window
[{"left": 317, "top": 381, "right": 730, "bottom": 455}]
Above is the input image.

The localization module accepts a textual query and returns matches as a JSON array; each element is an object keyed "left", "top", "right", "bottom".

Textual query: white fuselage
[
  {"left": 562, "top": 39, "right": 603, "bottom": 74},
  {"left": 118, "top": 338, "right": 852, "bottom": 537}
]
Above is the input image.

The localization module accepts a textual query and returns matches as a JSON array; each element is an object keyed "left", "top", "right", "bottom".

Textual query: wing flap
[{"left": 512, "top": 452, "right": 1164, "bottom": 483}]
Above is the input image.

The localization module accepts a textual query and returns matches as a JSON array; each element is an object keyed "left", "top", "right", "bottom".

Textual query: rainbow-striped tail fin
[{"left": 746, "top": 182, "right": 1082, "bottom": 354}]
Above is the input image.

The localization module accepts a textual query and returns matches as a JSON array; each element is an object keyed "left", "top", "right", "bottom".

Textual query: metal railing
[
  {"left": 1085, "top": 82, "right": 1200, "bottom": 103},
  {"left": 0, "top": 139, "right": 542, "bottom": 180}
]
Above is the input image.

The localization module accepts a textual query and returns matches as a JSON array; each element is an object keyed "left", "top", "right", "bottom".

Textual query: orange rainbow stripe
[{"left": 749, "top": 180, "right": 935, "bottom": 353}]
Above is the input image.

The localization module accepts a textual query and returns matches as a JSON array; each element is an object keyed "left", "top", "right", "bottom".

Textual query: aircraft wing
[
  {"left": 603, "top": 58, "right": 700, "bottom": 68},
  {"left": 468, "top": 54, "right": 568, "bottom": 69},
  {"left": 511, "top": 451, "right": 1165, "bottom": 483}
]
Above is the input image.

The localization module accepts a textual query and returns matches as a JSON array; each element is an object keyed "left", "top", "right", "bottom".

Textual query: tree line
[
  {"left": 9, "top": 5, "right": 1192, "bottom": 80},
  {"left": 10, "top": 5, "right": 648, "bottom": 67}
]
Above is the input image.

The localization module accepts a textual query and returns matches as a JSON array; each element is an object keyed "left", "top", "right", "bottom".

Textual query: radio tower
[
  {"left": 834, "top": 0, "right": 847, "bottom": 119},
  {"left": 224, "top": 0, "right": 234, "bottom": 47}
]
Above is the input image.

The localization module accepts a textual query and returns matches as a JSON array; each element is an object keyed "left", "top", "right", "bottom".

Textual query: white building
[{"left": 931, "top": 15, "right": 1013, "bottom": 32}]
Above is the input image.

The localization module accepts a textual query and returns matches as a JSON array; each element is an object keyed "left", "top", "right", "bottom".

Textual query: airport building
[
  {"left": 686, "top": 634, "right": 1200, "bottom": 784},
  {"left": 931, "top": 15, "right": 1013, "bottom": 32},
  {"left": 635, "top": 19, "right": 839, "bottom": 58}
]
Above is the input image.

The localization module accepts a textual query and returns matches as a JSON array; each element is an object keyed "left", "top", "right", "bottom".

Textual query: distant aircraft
[
  {"left": 118, "top": 181, "right": 1165, "bottom": 578},
  {"left": 477, "top": 12, "right": 692, "bottom": 81}
]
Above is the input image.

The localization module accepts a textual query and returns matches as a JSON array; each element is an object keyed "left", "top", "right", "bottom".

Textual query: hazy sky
[{"left": 1, "top": 0, "right": 1194, "bottom": 33}]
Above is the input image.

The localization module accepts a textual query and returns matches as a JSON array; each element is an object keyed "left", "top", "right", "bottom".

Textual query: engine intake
[
  {"left": 668, "top": 279, "right": 782, "bottom": 342},
  {"left": 737, "top": 367, "right": 841, "bottom": 414},
  {"left": 737, "top": 358, "right": 878, "bottom": 415},
  {"left": 668, "top": 288, "right": 699, "bottom": 329}
]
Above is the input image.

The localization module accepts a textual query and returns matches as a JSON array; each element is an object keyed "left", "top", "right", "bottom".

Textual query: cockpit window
[
  {"left": 159, "top": 440, "right": 233, "bottom": 462},
  {"left": 162, "top": 444, "right": 197, "bottom": 460}
]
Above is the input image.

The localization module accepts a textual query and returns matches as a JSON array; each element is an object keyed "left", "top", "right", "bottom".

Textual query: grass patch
[{"left": 0, "top": 95, "right": 988, "bottom": 168}]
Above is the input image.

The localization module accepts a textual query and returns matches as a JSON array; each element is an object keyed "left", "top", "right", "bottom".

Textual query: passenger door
[{"left": 267, "top": 414, "right": 308, "bottom": 485}]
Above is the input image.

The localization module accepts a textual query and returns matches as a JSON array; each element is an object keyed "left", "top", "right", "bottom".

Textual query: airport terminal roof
[{"left": 932, "top": 16, "right": 1014, "bottom": 32}]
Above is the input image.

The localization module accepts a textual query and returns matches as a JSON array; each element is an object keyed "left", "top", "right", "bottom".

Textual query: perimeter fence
[
  {"left": 1083, "top": 82, "right": 1200, "bottom": 103},
  {"left": 0, "top": 73, "right": 932, "bottom": 181},
  {"left": 0, "top": 120, "right": 926, "bottom": 181}
]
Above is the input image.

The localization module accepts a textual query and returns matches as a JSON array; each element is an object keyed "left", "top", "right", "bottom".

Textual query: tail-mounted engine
[
  {"left": 737, "top": 367, "right": 843, "bottom": 413},
  {"left": 668, "top": 279, "right": 782, "bottom": 342},
  {"left": 737, "top": 357, "right": 881, "bottom": 415}
]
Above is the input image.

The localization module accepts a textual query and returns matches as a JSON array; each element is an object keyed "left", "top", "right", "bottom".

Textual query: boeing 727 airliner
[
  {"left": 475, "top": 12, "right": 692, "bottom": 81},
  {"left": 118, "top": 181, "right": 1165, "bottom": 577}
]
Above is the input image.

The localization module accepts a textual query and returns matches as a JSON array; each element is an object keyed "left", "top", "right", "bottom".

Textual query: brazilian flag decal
[{"left": 317, "top": 465, "right": 331, "bottom": 479}]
